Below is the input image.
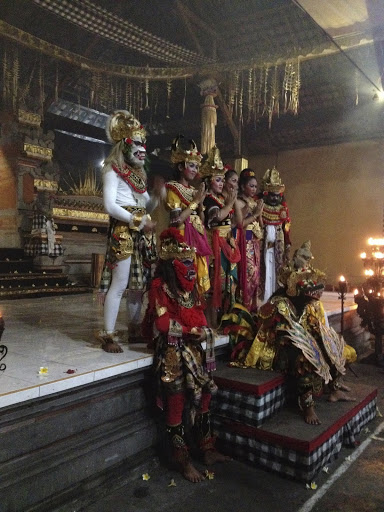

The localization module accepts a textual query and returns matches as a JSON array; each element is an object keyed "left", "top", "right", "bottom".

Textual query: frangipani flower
[
  {"left": 306, "top": 482, "right": 317, "bottom": 490},
  {"left": 38, "top": 367, "right": 48, "bottom": 375},
  {"left": 168, "top": 479, "right": 177, "bottom": 487},
  {"left": 142, "top": 473, "right": 150, "bottom": 481}
]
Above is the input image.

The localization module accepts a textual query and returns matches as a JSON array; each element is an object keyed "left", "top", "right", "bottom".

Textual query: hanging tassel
[
  {"left": 166, "top": 79, "right": 172, "bottom": 119},
  {"left": 199, "top": 78, "right": 218, "bottom": 155},
  {"left": 145, "top": 77, "right": 149, "bottom": 109},
  {"left": 182, "top": 77, "right": 187, "bottom": 117}
]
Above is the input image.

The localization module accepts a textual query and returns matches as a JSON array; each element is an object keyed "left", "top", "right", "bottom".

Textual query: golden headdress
[
  {"left": 106, "top": 110, "right": 146, "bottom": 144},
  {"left": 278, "top": 241, "right": 326, "bottom": 297},
  {"left": 261, "top": 166, "right": 285, "bottom": 193},
  {"left": 171, "top": 135, "right": 203, "bottom": 165},
  {"left": 199, "top": 145, "right": 225, "bottom": 179},
  {"left": 158, "top": 228, "right": 196, "bottom": 261}
]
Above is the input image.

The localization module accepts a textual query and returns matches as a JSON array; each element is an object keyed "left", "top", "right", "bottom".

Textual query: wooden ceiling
[{"left": 1, "top": 0, "right": 384, "bottom": 161}]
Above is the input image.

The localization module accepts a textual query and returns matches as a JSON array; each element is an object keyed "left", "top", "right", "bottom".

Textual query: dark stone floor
[{"left": 76, "top": 362, "right": 384, "bottom": 512}]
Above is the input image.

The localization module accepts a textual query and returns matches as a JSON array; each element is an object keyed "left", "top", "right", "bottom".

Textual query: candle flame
[
  {"left": 360, "top": 252, "right": 367, "bottom": 259},
  {"left": 368, "top": 237, "right": 384, "bottom": 246},
  {"left": 339, "top": 275, "right": 346, "bottom": 282},
  {"left": 353, "top": 289, "right": 359, "bottom": 295}
]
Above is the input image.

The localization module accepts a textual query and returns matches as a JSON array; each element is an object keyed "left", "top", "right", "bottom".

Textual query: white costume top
[{"left": 103, "top": 165, "right": 158, "bottom": 224}]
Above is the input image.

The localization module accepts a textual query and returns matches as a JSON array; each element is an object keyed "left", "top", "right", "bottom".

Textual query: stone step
[{"left": 0, "top": 285, "right": 91, "bottom": 300}]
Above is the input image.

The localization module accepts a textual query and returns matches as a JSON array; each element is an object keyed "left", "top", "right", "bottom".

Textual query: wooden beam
[
  {"left": 216, "top": 88, "right": 241, "bottom": 154},
  {"left": 175, "top": 0, "right": 205, "bottom": 56},
  {"left": 175, "top": 1, "right": 222, "bottom": 41}
]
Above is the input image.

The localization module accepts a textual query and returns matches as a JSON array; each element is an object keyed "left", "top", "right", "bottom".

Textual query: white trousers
[{"left": 103, "top": 258, "right": 142, "bottom": 333}]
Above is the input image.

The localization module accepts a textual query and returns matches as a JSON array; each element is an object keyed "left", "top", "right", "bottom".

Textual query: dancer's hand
[
  {"left": 194, "top": 183, "right": 207, "bottom": 204},
  {"left": 224, "top": 189, "right": 237, "bottom": 207},
  {"left": 188, "top": 327, "right": 207, "bottom": 342}
]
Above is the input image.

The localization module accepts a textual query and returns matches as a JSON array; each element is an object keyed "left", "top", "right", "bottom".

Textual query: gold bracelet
[{"left": 189, "top": 202, "right": 198, "bottom": 211}]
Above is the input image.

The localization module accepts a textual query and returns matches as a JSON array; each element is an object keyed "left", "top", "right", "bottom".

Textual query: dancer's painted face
[
  {"left": 242, "top": 178, "right": 258, "bottom": 198},
  {"left": 123, "top": 136, "right": 146, "bottom": 167},
  {"left": 180, "top": 161, "right": 199, "bottom": 182},
  {"left": 225, "top": 173, "right": 238, "bottom": 192},
  {"left": 210, "top": 175, "right": 224, "bottom": 195}
]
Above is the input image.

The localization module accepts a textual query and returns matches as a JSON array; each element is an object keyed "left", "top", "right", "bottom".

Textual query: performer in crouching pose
[
  {"left": 244, "top": 241, "right": 354, "bottom": 424},
  {"left": 143, "top": 228, "right": 230, "bottom": 482}
]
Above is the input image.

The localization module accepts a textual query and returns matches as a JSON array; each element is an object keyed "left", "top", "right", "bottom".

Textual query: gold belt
[
  {"left": 123, "top": 206, "right": 147, "bottom": 215},
  {"left": 213, "top": 225, "right": 231, "bottom": 237}
]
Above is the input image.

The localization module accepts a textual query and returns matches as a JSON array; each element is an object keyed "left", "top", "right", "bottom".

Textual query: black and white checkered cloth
[
  {"left": 213, "top": 397, "right": 377, "bottom": 482},
  {"left": 212, "top": 384, "right": 286, "bottom": 427}
]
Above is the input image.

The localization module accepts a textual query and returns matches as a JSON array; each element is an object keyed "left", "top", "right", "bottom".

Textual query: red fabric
[
  {"left": 200, "top": 392, "right": 211, "bottom": 413},
  {"left": 236, "top": 227, "right": 249, "bottom": 307},
  {"left": 143, "top": 277, "right": 207, "bottom": 339},
  {"left": 212, "top": 230, "right": 241, "bottom": 309},
  {"left": 166, "top": 393, "right": 186, "bottom": 425}
]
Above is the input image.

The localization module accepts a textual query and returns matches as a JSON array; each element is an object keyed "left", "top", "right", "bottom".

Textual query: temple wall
[
  {"left": 248, "top": 138, "right": 384, "bottom": 286},
  {"left": 0, "top": 118, "right": 19, "bottom": 248}
]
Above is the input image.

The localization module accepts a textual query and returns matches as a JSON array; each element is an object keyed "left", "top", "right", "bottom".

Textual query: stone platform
[{"left": 212, "top": 366, "right": 377, "bottom": 482}]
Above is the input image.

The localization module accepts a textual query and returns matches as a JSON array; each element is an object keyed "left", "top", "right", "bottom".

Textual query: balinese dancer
[
  {"left": 144, "top": 228, "right": 230, "bottom": 482},
  {"left": 165, "top": 136, "right": 211, "bottom": 296},
  {"left": 244, "top": 241, "right": 354, "bottom": 425},
  {"left": 97, "top": 110, "right": 162, "bottom": 353},
  {"left": 236, "top": 168, "right": 263, "bottom": 313},
  {"left": 201, "top": 147, "right": 241, "bottom": 326},
  {"left": 259, "top": 167, "right": 291, "bottom": 304}
]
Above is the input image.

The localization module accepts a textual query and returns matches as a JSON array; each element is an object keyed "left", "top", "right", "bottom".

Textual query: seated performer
[
  {"left": 143, "top": 228, "right": 230, "bottom": 482},
  {"left": 97, "top": 110, "right": 161, "bottom": 353},
  {"left": 243, "top": 241, "right": 353, "bottom": 425}
]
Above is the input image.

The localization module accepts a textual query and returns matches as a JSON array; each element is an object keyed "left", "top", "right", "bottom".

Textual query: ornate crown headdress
[
  {"left": 106, "top": 110, "right": 146, "bottom": 144},
  {"left": 261, "top": 166, "right": 285, "bottom": 193},
  {"left": 278, "top": 241, "right": 326, "bottom": 297},
  {"left": 199, "top": 145, "right": 225, "bottom": 179},
  {"left": 171, "top": 135, "right": 202, "bottom": 165},
  {"left": 159, "top": 228, "right": 196, "bottom": 261}
]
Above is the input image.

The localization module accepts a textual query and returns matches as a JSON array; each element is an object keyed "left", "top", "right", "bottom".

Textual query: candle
[{"left": 339, "top": 275, "right": 347, "bottom": 294}]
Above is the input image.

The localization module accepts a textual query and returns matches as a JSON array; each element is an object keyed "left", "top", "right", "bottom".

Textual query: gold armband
[{"left": 189, "top": 202, "right": 198, "bottom": 211}]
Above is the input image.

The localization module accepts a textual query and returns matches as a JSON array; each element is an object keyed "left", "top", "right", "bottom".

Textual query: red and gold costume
[
  {"left": 200, "top": 146, "right": 241, "bottom": 315},
  {"left": 241, "top": 242, "right": 349, "bottom": 415},
  {"left": 143, "top": 228, "right": 217, "bottom": 469},
  {"left": 259, "top": 167, "right": 291, "bottom": 303},
  {"left": 165, "top": 181, "right": 211, "bottom": 294},
  {"left": 165, "top": 138, "right": 211, "bottom": 295}
]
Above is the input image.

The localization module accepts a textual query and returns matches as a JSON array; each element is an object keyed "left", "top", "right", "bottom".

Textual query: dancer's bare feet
[
  {"left": 203, "top": 449, "right": 232, "bottom": 465},
  {"left": 303, "top": 405, "right": 321, "bottom": 425},
  {"left": 97, "top": 331, "right": 123, "bottom": 353},
  {"left": 338, "top": 382, "right": 352, "bottom": 392},
  {"left": 103, "top": 340, "right": 123, "bottom": 353},
  {"left": 328, "top": 389, "right": 356, "bottom": 402},
  {"left": 179, "top": 461, "right": 205, "bottom": 483}
]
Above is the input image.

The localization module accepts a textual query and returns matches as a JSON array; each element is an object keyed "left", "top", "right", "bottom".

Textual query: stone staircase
[{"left": 0, "top": 248, "right": 90, "bottom": 299}]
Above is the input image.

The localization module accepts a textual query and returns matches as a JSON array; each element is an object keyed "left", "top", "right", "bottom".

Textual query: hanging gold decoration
[
  {"left": 283, "top": 58, "right": 300, "bottom": 115},
  {"left": 199, "top": 78, "right": 218, "bottom": 155},
  {"left": 166, "top": 78, "right": 172, "bottom": 119}
]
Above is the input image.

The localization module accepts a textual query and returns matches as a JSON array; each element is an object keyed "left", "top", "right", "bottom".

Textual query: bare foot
[
  {"left": 179, "top": 461, "right": 205, "bottom": 483},
  {"left": 338, "top": 382, "right": 352, "bottom": 392},
  {"left": 203, "top": 449, "right": 232, "bottom": 465},
  {"left": 102, "top": 340, "right": 123, "bottom": 353},
  {"left": 96, "top": 331, "right": 123, "bottom": 353},
  {"left": 303, "top": 405, "right": 321, "bottom": 425},
  {"left": 328, "top": 389, "right": 356, "bottom": 402}
]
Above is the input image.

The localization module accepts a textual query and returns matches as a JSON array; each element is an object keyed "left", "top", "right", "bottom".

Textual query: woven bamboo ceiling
[{"left": 1, "top": 0, "right": 384, "bottom": 158}]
